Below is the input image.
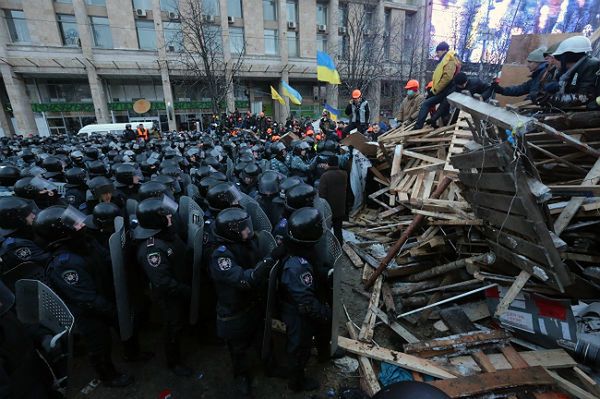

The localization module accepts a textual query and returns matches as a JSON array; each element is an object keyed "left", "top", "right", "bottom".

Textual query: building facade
[{"left": 0, "top": 0, "right": 427, "bottom": 136}]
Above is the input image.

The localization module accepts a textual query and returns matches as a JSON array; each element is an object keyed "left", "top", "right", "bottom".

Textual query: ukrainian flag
[
  {"left": 281, "top": 81, "right": 302, "bottom": 105},
  {"left": 324, "top": 103, "right": 340, "bottom": 121},
  {"left": 270, "top": 85, "right": 285, "bottom": 105},
  {"left": 317, "top": 51, "right": 341, "bottom": 85}
]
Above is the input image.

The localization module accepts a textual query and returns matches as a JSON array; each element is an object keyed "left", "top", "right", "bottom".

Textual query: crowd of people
[
  {"left": 0, "top": 125, "right": 354, "bottom": 398},
  {"left": 396, "top": 35, "right": 599, "bottom": 130}
]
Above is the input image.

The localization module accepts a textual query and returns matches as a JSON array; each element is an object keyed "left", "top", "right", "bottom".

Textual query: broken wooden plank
[
  {"left": 358, "top": 276, "right": 383, "bottom": 342},
  {"left": 573, "top": 366, "right": 600, "bottom": 397},
  {"left": 347, "top": 322, "right": 381, "bottom": 397},
  {"left": 429, "top": 366, "right": 554, "bottom": 398},
  {"left": 546, "top": 369, "right": 597, "bottom": 399},
  {"left": 342, "top": 244, "right": 364, "bottom": 268},
  {"left": 404, "top": 330, "right": 512, "bottom": 358},
  {"left": 449, "top": 349, "right": 577, "bottom": 373},
  {"left": 337, "top": 336, "right": 457, "bottom": 379},
  {"left": 494, "top": 270, "right": 531, "bottom": 318},
  {"left": 372, "top": 306, "right": 419, "bottom": 344}
]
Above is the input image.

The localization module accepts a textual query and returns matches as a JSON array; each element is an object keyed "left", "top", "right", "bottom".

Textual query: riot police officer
[
  {"left": 64, "top": 167, "right": 88, "bottom": 210},
  {"left": 114, "top": 164, "right": 142, "bottom": 202},
  {"left": 134, "top": 196, "right": 192, "bottom": 377},
  {"left": 256, "top": 171, "right": 284, "bottom": 227},
  {"left": 273, "top": 184, "right": 317, "bottom": 246},
  {"left": 279, "top": 207, "right": 332, "bottom": 392},
  {"left": 208, "top": 207, "right": 277, "bottom": 398},
  {"left": 239, "top": 163, "right": 261, "bottom": 198},
  {"left": 0, "top": 197, "right": 49, "bottom": 284},
  {"left": 13, "top": 176, "right": 64, "bottom": 210},
  {"left": 270, "top": 142, "right": 290, "bottom": 175},
  {"left": 37, "top": 205, "right": 133, "bottom": 387},
  {"left": 0, "top": 164, "right": 20, "bottom": 197},
  {"left": 289, "top": 142, "right": 316, "bottom": 182}
]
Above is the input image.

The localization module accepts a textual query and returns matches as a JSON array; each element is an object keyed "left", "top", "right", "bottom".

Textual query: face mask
[{"left": 407, "top": 90, "right": 415, "bottom": 96}]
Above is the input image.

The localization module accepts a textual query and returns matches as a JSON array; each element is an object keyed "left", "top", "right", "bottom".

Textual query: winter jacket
[
  {"left": 397, "top": 93, "right": 425, "bottom": 122},
  {"left": 500, "top": 62, "right": 548, "bottom": 100},
  {"left": 550, "top": 56, "right": 600, "bottom": 109},
  {"left": 432, "top": 51, "right": 460, "bottom": 95},
  {"left": 345, "top": 99, "right": 370, "bottom": 125},
  {"left": 318, "top": 166, "right": 348, "bottom": 219}
]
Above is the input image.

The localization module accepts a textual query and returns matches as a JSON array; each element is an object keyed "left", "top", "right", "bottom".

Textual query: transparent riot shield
[
  {"left": 109, "top": 216, "right": 134, "bottom": 341},
  {"left": 240, "top": 192, "right": 272, "bottom": 232},
  {"left": 315, "top": 196, "right": 333, "bottom": 229}
]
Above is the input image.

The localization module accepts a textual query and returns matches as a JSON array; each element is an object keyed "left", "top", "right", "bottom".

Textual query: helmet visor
[
  {"left": 161, "top": 194, "right": 179, "bottom": 215},
  {"left": 30, "top": 176, "right": 58, "bottom": 192},
  {"left": 61, "top": 205, "right": 87, "bottom": 231}
]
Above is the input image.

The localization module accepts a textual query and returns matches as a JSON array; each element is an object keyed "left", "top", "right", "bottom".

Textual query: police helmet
[
  {"left": 215, "top": 207, "right": 254, "bottom": 242},
  {"left": 287, "top": 207, "right": 323, "bottom": 245}
]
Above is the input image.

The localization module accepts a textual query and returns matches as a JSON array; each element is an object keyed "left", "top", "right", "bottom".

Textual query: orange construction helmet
[
  {"left": 404, "top": 79, "right": 419, "bottom": 90},
  {"left": 352, "top": 89, "right": 362, "bottom": 99},
  {"left": 425, "top": 81, "right": 433, "bottom": 90},
  {"left": 271, "top": 135, "right": 280, "bottom": 142},
  {"left": 306, "top": 129, "right": 314, "bottom": 136}
]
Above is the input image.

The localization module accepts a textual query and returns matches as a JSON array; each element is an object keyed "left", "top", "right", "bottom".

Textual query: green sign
[
  {"left": 32, "top": 99, "right": 250, "bottom": 114},
  {"left": 31, "top": 103, "right": 95, "bottom": 112}
]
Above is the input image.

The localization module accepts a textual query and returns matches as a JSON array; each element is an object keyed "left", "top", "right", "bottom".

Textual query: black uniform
[
  {"left": 136, "top": 232, "right": 190, "bottom": 369},
  {"left": 64, "top": 184, "right": 87, "bottom": 210},
  {"left": 279, "top": 255, "right": 331, "bottom": 383},
  {"left": 46, "top": 244, "right": 118, "bottom": 381},
  {"left": 0, "top": 235, "right": 49, "bottom": 274},
  {"left": 208, "top": 240, "right": 263, "bottom": 379}
]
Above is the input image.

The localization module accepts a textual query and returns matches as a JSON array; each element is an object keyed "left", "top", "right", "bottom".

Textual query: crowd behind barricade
[{"left": 0, "top": 117, "right": 357, "bottom": 398}]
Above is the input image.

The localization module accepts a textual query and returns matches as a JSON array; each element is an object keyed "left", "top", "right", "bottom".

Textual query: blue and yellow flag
[
  {"left": 281, "top": 81, "right": 302, "bottom": 105},
  {"left": 317, "top": 51, "right": 341, "bottom": 85},
  {"left": 324, "top": 103, "right": 340, "bottom": 121},
  {"left": 270, "top": 85, "right": 285, "bottom": 105}
]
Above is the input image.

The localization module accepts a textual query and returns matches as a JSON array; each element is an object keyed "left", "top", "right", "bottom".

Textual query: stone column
[
  {"left": 0, "top": 7, "right": 35, "bottom": 135},
  {"left": 22, "top": 0, "right": 61, "bottom": 45},
  {"left": 368, "top": 0, "right": 386, "bottom": 121},
  {"left": 299, "top": 0, "right": 316, "bottom": 58},
  {"left": 74, "top": 0, "right": 110, "bottom": 123},
  {"left": 219, "top": 0, "right": 235, "bottom": 113},
  {"left": 152, "top": 0, "right": 177, "bottom": 131},
  {"left": 326, "top": 0, "right": 339, "bottom": 110},
  {"left": 106, "top": 0, "right": 138, "bottom": 49},
  {"left": 241, "top": 0, "right": 264, "bottom": 55}
]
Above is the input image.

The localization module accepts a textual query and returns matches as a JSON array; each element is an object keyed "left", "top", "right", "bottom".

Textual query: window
[
  {"left": 384, "top": 10, "right": 391, "bottom": 59},
  {"left": 340, "top": 35, "right": 349, "bottom": 57},
  {"left": 57, "top": 14, "right": 79, "bottom": 46},
  {"left": 202, "top": 0, "right": 220, "bottom": 16},
  {"left": 132, "top": 0, "right": 151, "bottom": 9},
  {"left": 317, "top": 33, "right": 327, "bottom": 52},
  {"left": 287, "top": 31, "right": 298, "bottom": 57},
  {"left": 338, "top": 4, "right": 348, "bottom": 27},
  {"left": 228, "top": 0, "right": 242, "bottom": 18},
  {"left": 264, "top": 29, "right": 278, "bottom": 55},
  {"left": 286, "top": 1, "right": 297, "bottom": 23},
  {"left": 136, "top": 20, "right": 156, "bottom": 50},
  {"left": 5, "top": 10, "right": 30, "bottom": 43},
  {"left": 205, "top": 25, "right": 223, "bottom": 53},
  {"left": 316, "top": 3, "right": 327, "bottom": 26},
  {"left": 263, "top": 0, "right": 277, "bottom": 20},
  {"left": 229, "top": 27, "right": 244, "bottom": 53},
  {"left": 90, "top": 17, "right": 112, "bottom": 48},
  {"left": 364, "top": 5, "right": 375, "bottom": 28},
  {"left": 86, "top": 0, "right": 106, "bottom": 5},
  {"left": 54, "top": 0, "right": 72, "bottom": 3},
  {"left": 160, "top": 0, "right": 177, "bottom": 12},
  {"left": 164, "top": 22, "right": 183, "bottom": 51}
]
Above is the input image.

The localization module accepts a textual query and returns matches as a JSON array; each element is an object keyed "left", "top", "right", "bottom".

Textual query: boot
[
  {"left": 288, "top": 369, "right": 320, "bottom": 392},
  {"left": 91, "top": 355, "right": 134, "bottom": 388}
]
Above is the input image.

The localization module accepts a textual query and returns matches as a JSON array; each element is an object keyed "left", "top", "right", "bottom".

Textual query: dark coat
[{"left": 318, "top": 166, "right": 348, "bottom": 219}]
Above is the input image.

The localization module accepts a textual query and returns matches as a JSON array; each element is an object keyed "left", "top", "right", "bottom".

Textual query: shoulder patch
[
  {"left": 217, "top": 257, "right": 232, "bottom": 271},
  {"left": 278, "top": 218, "right": 287, "bottom": 227},
  {"left": 62, "top": 270, "right": 79, "bottom": 285},
  {"left": 298, "top": 257, "right": 308, "bottom": 265},
  {"left": 146, "top": 237, "right": 155, "bottom": 247},
  {"left": 57, "top": 253, "right": 70, "bottom": 262},
  {"left": 300, "top": 272, "right": 313, "bottom": 287},
  {"left": 14, "top": 247, "right": 32, "bottom": 260},
  {"left": 4, "top": 237, "right": 15, "bottom": 245},
  {"left": 147, "top": 252, "right": 161, "bottom": 267},
  {"left": 66, "top": 195, "right": 76, "bottom": 204},
  {"left": 217, "top": 245, "right": 226, "bottom": 253}
]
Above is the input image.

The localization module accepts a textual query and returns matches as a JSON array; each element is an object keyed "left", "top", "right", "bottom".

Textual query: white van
[{"left": 77, "top": 121, "right": 157, "bottom": 136}]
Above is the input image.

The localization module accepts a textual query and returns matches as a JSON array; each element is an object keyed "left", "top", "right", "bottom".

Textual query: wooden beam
[
  {"left": 346, "top": 322, "right": 381, "bottom": 397},
  {"left": 554, "top": 157, "right": 600, "bottom": 235},
  {"left": 573, "top": 366, "right": 600, "bottom": 397},
  {"left": 342, "top": 244, "right": 364, "bottom": 268},
  {"left": 546, "top": 369, "right": 598, "bottom": 399},
  {"left": 337, "top": 336, "right": 457, "bottom": 379},
  {"left": 535, "top": 122, "right": 600, "bottom": 158},
  {"left": 429, "top": 366, "right": 554, "bottom": 398},
  {"left": 494, "top": 270, "right": 531, "bottom": 318},
  {"left": 449, "top": 349, "right": 577, "bottom": 372},
  {"left": 358, "top": 276, "right": 382, "bottom": 342},
  {"left": 372, "top": 306, "right": 419, "bottom": 344}
]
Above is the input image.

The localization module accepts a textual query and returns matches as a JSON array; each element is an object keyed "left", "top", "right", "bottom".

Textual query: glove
[
  {"left": 348, "top": 145, "right": 354, "bottom": 154},
  {"left": 270, "top": 244, "right": 287, "bottom": 261}
]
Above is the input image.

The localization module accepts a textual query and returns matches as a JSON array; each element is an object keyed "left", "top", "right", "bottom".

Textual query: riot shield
[
  {"left": 126, "top": 198, "right": 138, "bottom": 229},
  {"left": 185, "top": 183, "right": 200, "bottom": 203},
  {"left": 109, "top": 216, "right": 134, "bottom": 341},
  {"left": 330, "top": 252, "right": 349, "bottom": 356},
  {"left": 54, "top": 182, "right": 67, "bottom": 197},
  {"left": 240, "top": 192, "right": 272, "bottom": 232},
  {"left": 259, "top": 159, "right": 271, "bottom": 172},
  {"left": 15, "top": 278, "right": 74, "bottom": 395},
  {"left": 261, "top": 259, "right": 282, "bottom": 361},
  {"left": 315, "top": 197, "right": 333, "bottom": 229},
  {"left": 226, "top": 158, "right": 234, "bottom": 180},
  {"left": 255, "top": 230, "right": 276, "bottom": 258},
  {"left": 181, "top": 174, "right": 192, "bottom": 187},
  {"left": 1, "top": 261, "right": 48, "bottom": 292},
  {"left": 186, "top": 197, "right": 204, "bottom": 324}
]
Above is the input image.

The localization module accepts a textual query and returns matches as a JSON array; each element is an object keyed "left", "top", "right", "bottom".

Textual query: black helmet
[
  {"left": 84, "top": 147, "right": 100, "bottom": 160},
  {"left": 65, "top": 167, "right": 87, "bottom": 185},
  {"left": 285, "top": 184, "right": 316, "bottom": 211},
  {"left": 207, "top": 182, "right": 242, "bottom": 212},
  {"left": 20, "top": 149, "right": 36, "bottom": 164},
  {"left": 372, "top": 382, "right": 450, "bottom": 399},
  {"left": 191, "top": 165, "right": 211, "bottom": 185},
  {"left": 0, "top": 197, "right": 34, "bottom": 235},
  {"left": 279, "top": 176, "right": 303, "bottom": 198},
  {"left": 140, "top": 158, "right": 160, "bottom": 176},
  {"left": 161, "top": 166, "right": 183, "bottom": 180},
  {"left": 287, "top": 207, "right": 323, "bottom": 245},
  {"left": 20, "top": 166, "right": 47, "bottom": 178},
  {"left": 272, "top": 142, "right": 287, "bottom": 157},
  {"left": 323, "top": 140, "right": 338, "bottom": 153},
  {"left": 293, "top": 141, "right": 311, "bottom": 156},
  {"left": 115, "top": 164, "right": 140, "bottom": 186},
  {"left": 70, "top": 150, "right": 84, "bottom": 164},
  {"left": 14, "top": 177, "right": 57, "bottom": 200},
  {"left": 153, "top": 174, "right": 181, "bottom": 194},
  {"left": 87, "top": 202, "right": 121, "bottom": 231},
  {"left": 241, "top": 163, "right": 261, "bottom": 182},
  {"left": 88, "top": 160, "right": 109, "bottom": 177},
  {"left": 42, "top": 156, "right": 64, "bottom": 177},
  {"left": 88, "top": 176, "right": 114, "bottom": 199},
  {"left": 138, "top": 181, "right": 170, "bottom": 201},
  {"left": 258, "top": 171, "right": 282, "bottom": 197},
  {"left": 34, "top": 205, "right": 87, "bottom": 244},
  {"left": 198, "top": 177, "right": 220, "bottom": 199},
  {"left": 0, "top": 165, "right": 20, "bottom": 186},
  {"left": 215, "top": 207, "right": 254, "bottom": 242},
  {"left": 134, "top": 196, "right": 178, "bottom": 239}
]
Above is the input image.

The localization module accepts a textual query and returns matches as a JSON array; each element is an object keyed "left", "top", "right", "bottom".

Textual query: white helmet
[{"left": 553, "top": 36, "right": 592, "bottom": 56}]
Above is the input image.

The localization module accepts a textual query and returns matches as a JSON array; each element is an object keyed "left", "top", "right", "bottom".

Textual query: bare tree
[{"left": 167, "top": 0, "right": 246, "bottom": 115}]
